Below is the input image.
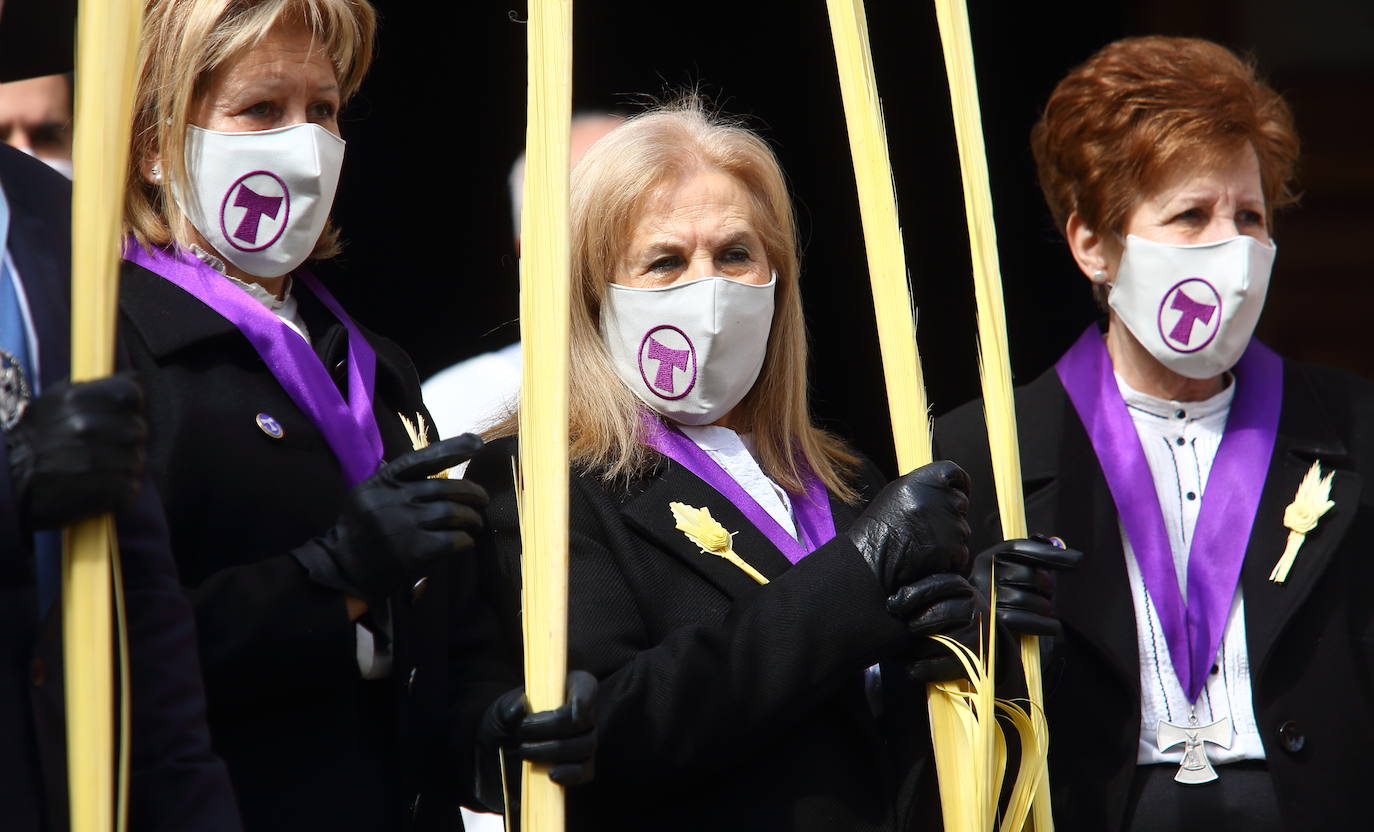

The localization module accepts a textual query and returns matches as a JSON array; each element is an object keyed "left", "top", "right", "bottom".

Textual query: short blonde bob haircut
[
  {"left": 1031, "top": 36, "right": 1299, "bottom": 240},
  {"left": 490, "top": 100, "right": 860, "bottom": 502},
  {"left": 125, "top": 0, "right": 376, "bottom": 256}
]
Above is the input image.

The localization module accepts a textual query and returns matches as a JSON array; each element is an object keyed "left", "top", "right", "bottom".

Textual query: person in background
[
  {"left": 0, "top": 3, "right": 240, "bottom": 825},
  {"left": 422, "top": 112, "right": 623, "bottom": 439},
  {"left": 0, "top": 73, "right": 72, "bottom": 179},
  {"left": 937, "top": 36, "right": 1374, "bottom": 831},
  {"left": 118, "top": 0, "right": 594, "bottom": 828}
]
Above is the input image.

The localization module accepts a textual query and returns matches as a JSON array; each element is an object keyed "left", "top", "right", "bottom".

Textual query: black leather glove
[
  {"left": 5, "top": 374, "right": 147, "bottom": 531},
  {"left": 887, "top": 572, "right": 985, "bottom": 684},
  {"left": 969, "top": 535, "right": 1083, "bottom": 637},
  {"left": 846, "top": 460, "right": 972, "bottom": 593},
  {"left": 315, "top": 434, "right": 488, "bottom": 600},
  {"left": 477, "top": 670, "right": 598, "bottom": 793}
]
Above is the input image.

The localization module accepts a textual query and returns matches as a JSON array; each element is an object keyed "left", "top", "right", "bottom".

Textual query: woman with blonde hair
[
  {"left": 117, "top": 1, "right": 593, "bottom": 827},
  {"left": 939, "top": 36, "right": 1374, "bottom": 830},
  {"left": 467, "top": 100, "right": 1056, "bottom": 831}
]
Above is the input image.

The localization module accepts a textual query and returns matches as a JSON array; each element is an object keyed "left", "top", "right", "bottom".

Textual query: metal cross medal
[{"left": 1158, "top": 711, "right": 1233, "bottom": 784}]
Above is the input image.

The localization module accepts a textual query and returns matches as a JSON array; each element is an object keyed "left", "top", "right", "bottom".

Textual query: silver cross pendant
[{"left": 1157, "top": 712, "right": 1232, "bottom": 784}]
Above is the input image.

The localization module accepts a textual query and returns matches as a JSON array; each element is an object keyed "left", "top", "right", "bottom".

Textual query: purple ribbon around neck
[
  {"left": 123, "top": 240, "right": 384, "bottom": 488},
  {"left": 1055, "top": 325, "right": 1281, "bottom": 701},
  {"left": 641, "top": 414, "right": 835, "bottom": 564}
]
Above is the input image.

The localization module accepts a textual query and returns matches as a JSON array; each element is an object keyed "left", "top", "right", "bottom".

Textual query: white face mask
[
  {"left": 601, "top": 275, "right": 776, "bottom": 426},
  {"left": 173, "top": 123, "right": 344, "bottom": 278},
  {"left": 1108, "top": 234, "right": 1276, "bottom": 380}
]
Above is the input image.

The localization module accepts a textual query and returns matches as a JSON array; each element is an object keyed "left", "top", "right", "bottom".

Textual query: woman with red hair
[{"left": 939, "top": 36, "right": 1374, "bottom": 830}]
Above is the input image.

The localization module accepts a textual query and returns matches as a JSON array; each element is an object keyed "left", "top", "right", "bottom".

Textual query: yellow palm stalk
[
  {"left": 65, "top": 1, "right": 144, "bottom": 831},
  {"left": 927, "top": 640, "right": 998, "bottom": 832},
  {"left": 822, "top": 0, "right": 932, "bottom": 472},
  {"left": 931, "top": 0, "right": 1051, "bottom": 827},
  {"left": 823, "top": 4, "right": 1019, "bottom": 830},
  {"left": 516, "top": 1, "right": 573, "bottom": 830}
]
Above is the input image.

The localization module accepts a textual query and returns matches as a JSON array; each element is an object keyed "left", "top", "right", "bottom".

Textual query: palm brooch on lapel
[
  {"left": 669, "top": 502, "right": 769, "bottom": 585},
  {"left": 399, "top": 412, "right": 453, "bottom": 479},
  {"left": 1269, "top": 461, "right": 1336, "bottom": 584}
]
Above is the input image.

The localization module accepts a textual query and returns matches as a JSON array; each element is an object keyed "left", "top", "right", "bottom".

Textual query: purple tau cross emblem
[
  {"left": 645, "top": 336, "right": 691, "bottom": 394},
  {"left": 232, "top": 183, "right": 284, "bottom": 245},
  {"left": 1167, "top": 289, "right": 1217, "bottom": 347},
  {"left": 1158, "top": 713, "right": 1232, "bottom": 784},
  {"left": 255, "top": 412, "right": 285, "bottom": 439}
]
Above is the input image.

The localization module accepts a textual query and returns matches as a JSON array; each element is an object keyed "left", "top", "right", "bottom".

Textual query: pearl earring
[{"left": 1091, "top": 269, "right": 1108, "bottom": 283}]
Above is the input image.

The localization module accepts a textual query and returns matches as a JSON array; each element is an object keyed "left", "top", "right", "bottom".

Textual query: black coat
[
  {"left": 0, "top": 145, "right": 240, "bottom": 831},
  {"left": 466, "top": 437, "right": 942, "bottom": 832},
  {"left": 118, "top": 260, "right": 511, "bottom": 831},
  {"left": 936, "top": 356, "right": 1374, "bottom": 831}
]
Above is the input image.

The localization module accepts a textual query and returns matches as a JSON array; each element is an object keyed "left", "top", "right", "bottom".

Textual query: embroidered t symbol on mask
[
  {"left": 232, "top": 183, "right": 284, "bottom": 245},
  {"left": 646, "top": 336, "right": 691, "bottom": 393},
  {"left": 1167, "top": 288, "right": 1218, "bottom": 347}
]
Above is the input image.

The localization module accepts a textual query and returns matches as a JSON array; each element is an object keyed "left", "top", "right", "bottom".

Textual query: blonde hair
[
  {"left": 125, "top": 0, "right": 376, "bottom": 255},
  {"left": 489, "top": 100, "right": 860, "bottom": 502}
]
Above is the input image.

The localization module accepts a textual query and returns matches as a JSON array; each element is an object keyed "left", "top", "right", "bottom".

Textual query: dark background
[{"left": 316, "top": 0, "right": 1374, "bottom": 475}]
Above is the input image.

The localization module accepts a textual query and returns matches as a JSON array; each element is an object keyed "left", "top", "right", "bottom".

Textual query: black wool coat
[
  {"left": 935, "top": 357, "right": 1374, "bottom": 832},
  {"left": 119, "top": 261, "right": 512, "bottom": 831},
  {"left": 466, "top": 436, "right": 943, "bottom": 832},
  {"left": 0, "top": 145, "right": 239, "bottom": 832}
]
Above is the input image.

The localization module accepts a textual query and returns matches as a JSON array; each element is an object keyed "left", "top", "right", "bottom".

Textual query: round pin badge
[{"left": 255, "top": 412, "right": 285, "bottom": 439}]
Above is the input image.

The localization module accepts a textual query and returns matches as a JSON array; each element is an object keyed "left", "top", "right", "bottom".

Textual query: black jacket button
[
  {"left": 410, "top": 576, "right": 428, "bottom": 604},
  {"left": 407, "top": 666, "right": 418, "bottom": 694},
  {"left": 409, "top": 793, "right": 422, "bottom": 821},
  {"left": 1277, "top": 720, "right": 1306, "bottom": 753}
]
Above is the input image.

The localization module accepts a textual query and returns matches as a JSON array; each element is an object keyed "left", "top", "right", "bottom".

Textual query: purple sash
[
  {"left": 641, "top": 415, "right": 835, "bottom": 564},
  {"left": 124, "top": 240, "right": 384, "bottom": 487},
  {"left": 1055, "top": 325, "right": 1281, "bottom": 700}
]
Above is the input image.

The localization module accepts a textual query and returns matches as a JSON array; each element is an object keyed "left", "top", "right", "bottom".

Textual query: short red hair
[{"left": 1031, "top": 36, "right": 1299, "bottom": 237}]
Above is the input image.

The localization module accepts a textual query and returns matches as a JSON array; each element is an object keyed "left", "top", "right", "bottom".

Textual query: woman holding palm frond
[{"left": 466, "top": 99, "right": 1069, "bottom": 831}]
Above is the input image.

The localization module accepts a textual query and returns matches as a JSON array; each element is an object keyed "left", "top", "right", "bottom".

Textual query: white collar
[
  {"left": 675, "top": 423, "right": 757, "bottom": 456},
  {"left": 1114, "top": 371, "right": 1235, "bottom": 422}
]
